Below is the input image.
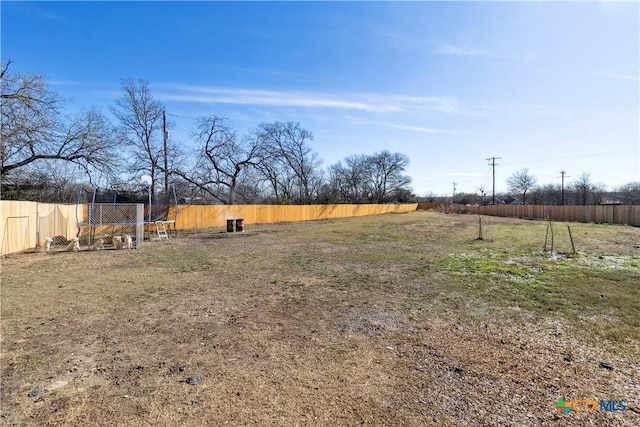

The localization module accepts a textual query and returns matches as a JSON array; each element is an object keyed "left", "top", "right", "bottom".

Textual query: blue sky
[{"left": 2, "top": 1, "right": 638, "bottom": 196}]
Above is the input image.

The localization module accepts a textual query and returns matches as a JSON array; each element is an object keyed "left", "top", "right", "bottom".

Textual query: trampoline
[{"left": 75, "top": 186, "right": 178, "bottom": 248}]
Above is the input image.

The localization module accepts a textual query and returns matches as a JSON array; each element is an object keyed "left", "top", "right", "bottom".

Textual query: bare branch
[
  {"left": 1, "top": 61, "right": 120, "bottom": 181},
  {"left": 506, "top": 168, "right": 537, "bottom": 205}
]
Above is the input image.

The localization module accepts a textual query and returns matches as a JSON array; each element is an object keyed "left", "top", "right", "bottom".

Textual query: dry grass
[{"left": 1, "top": 211, "right": 639, "bottom": 426}]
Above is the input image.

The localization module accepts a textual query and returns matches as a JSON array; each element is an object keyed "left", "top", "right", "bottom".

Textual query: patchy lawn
[{"left": 1, "top": 211, "right": 639, "bottom": 426}]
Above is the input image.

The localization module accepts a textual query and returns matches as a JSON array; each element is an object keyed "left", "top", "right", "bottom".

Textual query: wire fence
[
  {"left": 5, "top": 201, "right": 635, "bottom": 256},
  {"left": 2, "top": 201, "right": 417, "bottom": 255},
  {"left": 77, "top": 203, "right": 144, "bottom": 249}
]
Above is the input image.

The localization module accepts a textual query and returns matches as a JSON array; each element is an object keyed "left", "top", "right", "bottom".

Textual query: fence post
[
  {"left": 544, "top": 224, "right": 549, "bottom": 251},
  {"left": 568, "top": 226, "right": 575, "bottom": 254}
]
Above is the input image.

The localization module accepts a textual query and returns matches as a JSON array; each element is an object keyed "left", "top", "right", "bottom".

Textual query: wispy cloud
[
  {"left": 380, "top": 31, "right": 491, "bottom": 58},
  {"left": 379, "top": 30, "right": 535, "bottom": 68},
  {"left": 22, "top": 4, "right": 70, "bottom": 23},
  {"left": 390, "top": 95, "right": 459, "bottom": 114},
  {"left": 157, "top": 87, "right": 398, "bottom": 112},
  {"left": 433, "top": 43, "right": 489, "bottom": 58},
  {"left": 51, "top": 80, "right": 105, "bottom": 87},
  {"left": 342, "top": 116, "right": 443, "bottom": 134},
  {"left": 155, "top": 84, "right": 459, "bottom": 115},
  {"left": 385, "top": 123, "right": 440, "bottom": 134}
]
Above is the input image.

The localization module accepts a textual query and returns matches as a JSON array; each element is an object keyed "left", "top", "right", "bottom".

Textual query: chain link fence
[{"left": 76, "top": 203, "right": 144, "bottom": 249}]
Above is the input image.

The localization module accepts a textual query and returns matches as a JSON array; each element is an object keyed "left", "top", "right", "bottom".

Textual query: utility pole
[
  {"left": 163, "top": 109, "right": 168, "bottom": 193},
  {"left": 452, "top": 182, "right": 457, "bottom": 205},
  {"left": 558, "top": 170, "right": 569, "bottom": 205},
  {"left": 487, "top": 157, "right": 501, "bottom": 205}
]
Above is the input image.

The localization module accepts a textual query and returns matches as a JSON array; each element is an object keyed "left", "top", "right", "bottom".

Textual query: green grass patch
[{"left": 434, "top": 241, "right": 640, "bottom": 345}]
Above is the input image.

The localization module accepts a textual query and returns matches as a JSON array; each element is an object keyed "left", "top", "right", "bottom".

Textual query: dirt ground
[{"left": 1, "top": 211, "right": 639, "bottom": 426}]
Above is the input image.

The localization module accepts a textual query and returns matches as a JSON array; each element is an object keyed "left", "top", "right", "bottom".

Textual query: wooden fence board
[
  {"left": 1, "top": 202, "right": 417, "bottom": 255},
  {"left": 174, "top": 203, "right": 418, "bottom": 230},
  {"left": 416, "top": 203, "right": 640, "bottom": 226},
  {"left": 4, "top": 201, "right": 635, "bottom": 255},
  {"left": 474, "top": 204, "right": 640, "bottom": 226},
  {"left": 1, "top": 201, "right": 78, "bottom": 256}
]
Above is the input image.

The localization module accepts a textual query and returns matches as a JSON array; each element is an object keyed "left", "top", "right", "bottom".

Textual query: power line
[
  {"left": 487, "top": 157, "right": 501, "bottom": 204},
  {"left": 500, "top": 150, "right": 634, "bottom": 166}
]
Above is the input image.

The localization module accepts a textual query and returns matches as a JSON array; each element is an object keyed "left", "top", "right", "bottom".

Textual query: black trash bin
[
  {"left": 235, "top": 219, "right": 244, "bottom": 232},
  {"left": 226, "top": 219, "right": 235, "bottom": 232}
]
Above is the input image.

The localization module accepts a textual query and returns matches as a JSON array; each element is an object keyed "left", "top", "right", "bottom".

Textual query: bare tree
[
  {"left": 366, "top": 151, "right": 411, "bottom": 203},
  {"left": 343, "top": 154, "right": 371, "bottom": 202},
  {"left": 592, "top": 182, "right": 607, "bottom": 205},
  {"left": 327, "top": 163, "right": 348, "bottom": 202},
  {"left": 1, "top": 61, "right": 119, "bottom": 182},
  {"left": 390, "top": 187, "right": 416, "bottom": 203},
  {"left": 573, "top": 172, "right": 594, "bottom": 205},
  {"left": 35, "top": 161, "right": 85, "bottom": 202},
  {"left": 110, "top": 78, "right": 166, "bottom": 195},
  {"left": 328, "top": 154, "right": 370, "bottom": 203},
  {"left": 231, "top": 167, "right": 268, "bottom": 204},
  {"left": 531, "top": 183, "right": 562, "bottom": 205},
  {"left": 327, "top": 152, "right": 412, "bottom": 203},
  {"left": 616, "top": 181, "right": 640, "bottom": 205},
  {"left": 253, "top": 151, "right": 292, "bottom": 203},
  {"left": 174, "top": 115, "right": 261, "bottom": 205},
  {"left": 255, "top": 121, "right": 322, "bottom": 204},
  {"left": 506, "top": 168, "right": 537, "bottom": 204}
]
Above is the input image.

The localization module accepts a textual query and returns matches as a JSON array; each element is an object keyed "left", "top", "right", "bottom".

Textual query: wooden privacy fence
[
  {"left": 416, "top": 203, "right": 640, "bottom": 227},
  {"left": 1, "top": 202, "right": 418, "bottom": 255},
  {"left": 477, "top": 205, "right": 640, "bottom": 226},
  {"left": 4, "top": 201, "right": 635, "bottom": 255},
  {"left": 174, "top": 203, "right": 418, "bottom": 230},
  {"left": 1, "top": 201, "right": 78, "bottom": 256}
]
